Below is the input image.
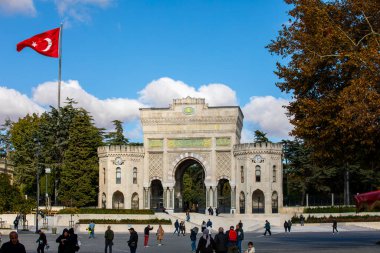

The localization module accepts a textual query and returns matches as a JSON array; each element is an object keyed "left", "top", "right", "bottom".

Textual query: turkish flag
[{"left": 17, "top": 27, "right": 60, "bottom": 58}]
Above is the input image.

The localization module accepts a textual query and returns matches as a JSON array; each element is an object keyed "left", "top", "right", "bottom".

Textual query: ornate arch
[{"left": 169, "top": 152, "right": 209, "bottom": 180}]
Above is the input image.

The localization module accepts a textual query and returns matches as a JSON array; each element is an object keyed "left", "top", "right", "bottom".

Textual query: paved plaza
[{"left": 3, "top": 224, "right": 379, "bottom": 253}]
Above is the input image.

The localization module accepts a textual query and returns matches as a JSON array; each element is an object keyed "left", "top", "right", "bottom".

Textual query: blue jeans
[
  {"left": 191, "top": 240, "right": 196, "bottom": 251},
  {"left": 237, "top": 240, "right": 242, "bottom": 253}
]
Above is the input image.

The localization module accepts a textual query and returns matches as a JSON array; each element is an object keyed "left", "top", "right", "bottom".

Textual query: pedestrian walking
[
  {"left": 196, "top": 229, "right": 215, "bottom": 253},
  {"left": 190, "top": 227, "right": 198, "bottom": 253},
  {"left": 215, "top": 208, "right": 219, "bottom": 216},
  {"left": 300, "top": 214, "right": 305, "bottom": 226},
  {"left": 127, "top": 228, "right": 138, "bottom": 253},
  {"left": 56, "top": 229, "right": 69, "bottom": 253},
  {"left": 143, "top": 224, "right": 153, "bottom": 247},
  {"left": 201, "top": 221, "right": 207, "bottom": 233},
  {"left": 287, "top": 220, "right": 292, "bottom": 232},
  {"left": 0, "top": 231, "right": 26, "bottom": 253},
  {"left": 36, "top": 230, "right": 47, "bottom": 253},
  {"left": 88, "top": 220, "right": 95, "bottom": 238},
  {"left": 186, "top": 211, "right": 191, "bottom": 222},
  {"left": 174, "top": 219, "right": 180, "bottom": 235},
  {"left": 13, "top": 218, "right": 19, "bottom": 231},
  {"left": 283, "top": 220, "right": 289, "bottom": 233},
  {"left": 104, "top": 225, "right": 114, "bottom": 253},
  {"left": 156, "top": 224, "right": 164, "bottom": 246},
  {"left": 236, "top": 224, "right": 244, "bottom": 253},
  {"left": 214, "top": 227, "right": 228, "bottom": 253},
  {"left": 238, "top": 220, "right": 243, "bottom": 229},
  {"left": 332, "top": 220, "right": 338, "bottom": 234},
  {"left": 181, "top": 221, "right": 186, "bottom": 236},
  {"left": 263, "top": 220, "right": 271, "bottom": 236},
  {"left": 208, "top": 206, "right": 213, "bottom": 215},
  {"left": 226, "top": 226, "right": 238, "bottom": 253},
  {"left": 244, "top": 241, "right": 255, "bottom": 253}
]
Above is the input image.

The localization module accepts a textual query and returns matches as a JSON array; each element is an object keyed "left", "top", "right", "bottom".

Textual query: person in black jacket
[
  {"left": 127, "top": 228, "right": 138, "bottom": 253},
  {"left": 56, "top": 229, "right": 69, "bottom": 253},
  {"left": 0, "top": 231, "right": 26, "bottom": 253},
  {"left": 190, "top": 227, "right": 198, "bottom": 253},
  {"left": 36, "top": 230, "right": 47, "bottom": 253},
  {"left": 214, "top": 227, "right": 228, "bottom": 253},
  {"left": 64, "top": 228, "right": 78, "bottom": 253},
  {"left": 196, "top": 229, "right": 215, "bottom": 253}
]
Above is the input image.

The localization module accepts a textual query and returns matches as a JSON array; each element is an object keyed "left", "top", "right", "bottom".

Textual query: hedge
[
  {"left": 57, "top": 208, "right": 155, "bottom": 215},
  {"left": 292, "top": 214, "right": 380, "bottom": 223},
  {"left": 77, "top": 218, "right": 172, "bottom": 225},
  {"left": 304, "top": 206, "right": 356, "bottom": 213}
]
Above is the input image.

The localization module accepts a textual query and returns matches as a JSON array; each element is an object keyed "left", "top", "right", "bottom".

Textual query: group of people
[
  {"left": 207, "top": 206, "right": 219, "bottom": 216},
  {"left": 0, "top": 228, "right": 79, "bottom": 253},
  {"left": 283, "top": 220, "right": 292, "bottom": 232},
  {"left": 192, "top": 222, "right": 253, "bottom": 253},
  {"left": 173, "top": 219, "right": 187, "bottom": 236}
]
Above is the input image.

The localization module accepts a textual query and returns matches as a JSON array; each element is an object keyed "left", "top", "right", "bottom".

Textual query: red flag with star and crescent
[{"left": 17, "top": 27, "right": 60, "bottom": 58}]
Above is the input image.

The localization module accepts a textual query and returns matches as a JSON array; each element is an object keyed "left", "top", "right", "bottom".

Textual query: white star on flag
[{"left": 32, "top": 41, "right": 37, "bottom": 47}]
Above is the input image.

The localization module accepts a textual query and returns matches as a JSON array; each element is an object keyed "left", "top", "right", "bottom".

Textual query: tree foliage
[
  {"left": 8, "top": 99, "right": 104, "bottom": 207},
  {"left": 269, "top": 0, "right": 380, "bottom": 191},
  {"left": 0, "top": 174, "right": 34, "bottom": 213},
  {"left": 253, "top": 130, "right": 270, "bottom": 143},
  {"left": 182, "top": 164, "right": 206, "bottom": 208},
  {"left": 104, "top": 120, "right": 129, "bottom": 145}
]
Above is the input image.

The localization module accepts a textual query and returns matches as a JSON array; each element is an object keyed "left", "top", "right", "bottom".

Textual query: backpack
[{"left": 228, "top": 229, "right": 237, "bottom": 242}]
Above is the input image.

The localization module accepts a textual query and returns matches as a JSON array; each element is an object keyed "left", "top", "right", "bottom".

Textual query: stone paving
[{"left": 1, "top": 224, "right": 379, "bottom": 253}]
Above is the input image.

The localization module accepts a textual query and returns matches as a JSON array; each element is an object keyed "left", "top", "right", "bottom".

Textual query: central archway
[{"left": 174, "top": 159, "right": 206, "bottom": 213}]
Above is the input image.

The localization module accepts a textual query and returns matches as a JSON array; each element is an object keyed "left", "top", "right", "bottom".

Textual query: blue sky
[{"left": 0, "top": 0, "right": 292, "bottom": 142}]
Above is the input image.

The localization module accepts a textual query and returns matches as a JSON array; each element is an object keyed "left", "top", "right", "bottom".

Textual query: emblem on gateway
[{"left": 183, "top": 106, "right": 195, "bottom": 115}]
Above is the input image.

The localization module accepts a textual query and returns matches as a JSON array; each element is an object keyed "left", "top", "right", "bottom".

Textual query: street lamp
[
  {"left": 45, "top": 168, "right": 51, "bottom": 208},
  {"left": 34, "top": 137, "right": 41, "bottom": 233}
]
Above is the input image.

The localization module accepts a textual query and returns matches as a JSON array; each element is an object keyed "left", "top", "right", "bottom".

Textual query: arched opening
[
  {"left": 272, "top": 191, "right": 278, "bottom": 213},
  {"left": 252, "top": 189, "right": 265, "bottom": 213},
  {"left": 239, "top": 191, "right": 245, "bottom": 214},
  {"left": 112, "top": 191, "right": 124, "bottom": 209},
  {"left": 174, "top": 159, "right": 206, "bottom": 213},
  {"left": 217, "top": 179, "right": 231, "bottom": 213},
  {"left": 131, "top": 192, "right": 139, "bottom": 210},
  {"left": 150, "top": 179, "right": 163, "bottom": 211},
  {"left": 101, "top": 193, "right": 106, "bottom": 209}
]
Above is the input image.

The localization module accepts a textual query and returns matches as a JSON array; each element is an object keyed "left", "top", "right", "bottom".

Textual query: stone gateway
[{"left": 98, "top": 97, "right": 283, "bottom": 214}]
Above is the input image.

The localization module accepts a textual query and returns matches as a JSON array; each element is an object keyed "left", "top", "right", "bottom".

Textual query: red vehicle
[{"left": 354, "top": 190, "right": 380, "bottom": 211}]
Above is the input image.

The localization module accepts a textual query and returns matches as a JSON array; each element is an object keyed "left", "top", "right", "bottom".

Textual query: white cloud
[
  {"left": 242, "top": 96, "right": 292, "bottom": 139},
  {"left": 0, "top": 86, "right": 44, "bottom": 123},
  {"left": 1, "top": 77, "right": 292, "bottom": 142},
  {"left": 32, "top": 80, "right": 143, "bottom": 128},
  {"left": 0, "top": 0, "right": 36, "bottom": 16},
  {"left": 55, "top": 0, "right": 112, "bottom": 23},
  {"left": 138, "top": 77, "right": 237, "bottom": 107}
]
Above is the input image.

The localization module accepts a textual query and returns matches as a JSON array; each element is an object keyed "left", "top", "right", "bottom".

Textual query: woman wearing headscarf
[
  {"left": 196, "top": 229, "right": 215, "bottom": 253},
  {"left": 56, "top": 228, "right": 69, "bottom": 253}
]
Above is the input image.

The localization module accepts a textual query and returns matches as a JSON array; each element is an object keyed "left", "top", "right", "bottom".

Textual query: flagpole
[{"left": 58, "top": 23, "right": 63, "bottom": 109}]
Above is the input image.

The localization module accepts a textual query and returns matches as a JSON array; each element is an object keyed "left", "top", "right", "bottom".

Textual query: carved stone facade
[{"left": 98, "top": 97, "right": 283, "bottom": 214}]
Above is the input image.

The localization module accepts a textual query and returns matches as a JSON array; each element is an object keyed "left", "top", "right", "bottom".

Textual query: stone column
[
  {"left": 163, "top": 188, "right": 168, "bottom": 208},
  {"left": 148, "top": 187, "right": 151, "bottom": 209},
  {"left": 143, "top": 187, "right": 149, "bottom": 209},
  {"left": 212, "top": 186, "right": 218, "bottom": 208},
  {"left": 230, "top": 185, "right": 236, "bottom": 213},
  {"left": 168, "top": 187, "right": 174, "bottom": 210}
]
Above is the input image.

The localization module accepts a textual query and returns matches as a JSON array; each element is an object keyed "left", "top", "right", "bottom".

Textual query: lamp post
[
  {"left": 45, "top": 168, "right": 51, "bottom": 207},
  {"left": 34, "top": 137, "right": 41, "bottom": 233}
]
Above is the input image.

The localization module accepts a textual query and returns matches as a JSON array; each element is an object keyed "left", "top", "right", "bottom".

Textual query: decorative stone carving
[
  {"left": 149, "top": 153, "right": 163, "bottom": 180},
  {"left": 216, "top": 151, "right": 231, "bottom": 180}
]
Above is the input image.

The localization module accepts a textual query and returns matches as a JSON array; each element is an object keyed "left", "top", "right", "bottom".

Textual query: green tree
[
  {"left": 0, "top": 174, "right": 31, "bottom": 212},
  {"left": 253, "top": 130, "right": 270, "bottom": 143},
  {"left": 58, "top": 109, "right": 103, "bottom": 207},
  {"left": 104, "top": 120, "right": 129, "bottom": 145}
]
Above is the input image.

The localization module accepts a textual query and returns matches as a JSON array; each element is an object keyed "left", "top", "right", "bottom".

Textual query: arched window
[
  {"left": 273, "top": 165, "right": 277, "bottom": 182},
  {"left": 255, "top": 165, "right": 261, "bottom": 182},
  {"left": 240, "top": 166, "right": 244, "bottom": 183},
  {"left": 103, "top": 168, "right": 106, "bottom": 184},
  {"left": 116, "top": 167, "right": 121, "bottom": 184},
  {"left": 133, "top": 167, "right": 137, "bottom": 184}
]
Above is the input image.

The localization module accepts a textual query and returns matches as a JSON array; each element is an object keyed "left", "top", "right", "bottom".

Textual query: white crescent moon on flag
[{"left": 42, "top": 38, "right": 52, "bottom": 52}]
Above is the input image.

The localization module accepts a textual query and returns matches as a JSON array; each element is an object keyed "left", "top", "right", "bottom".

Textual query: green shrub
[
  {"left": 292, "top": 214, "right": 380, "bottom": 223},
  {"left": 77, "top": 218, "right": 171, "bottom": 224},
  {"left": 304, "top": 206, "right": 356, "bottom": 213},
  {"left": 57, "top": 208, "right": 154, "bottom": 215}
]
